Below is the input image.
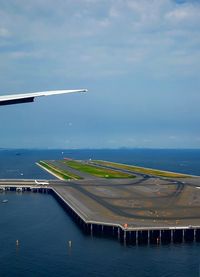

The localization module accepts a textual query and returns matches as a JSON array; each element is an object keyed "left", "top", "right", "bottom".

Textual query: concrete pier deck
[
  {"left": 1, "top": 159, "right": 200, "bottom": 244},
  {"left": 52, "top": 179, "right": 200, "bottom": 229}
]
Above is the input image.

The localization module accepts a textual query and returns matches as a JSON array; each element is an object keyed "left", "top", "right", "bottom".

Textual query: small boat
[{"left": 2, "top": 199, "right": 8, "bottom": 203}]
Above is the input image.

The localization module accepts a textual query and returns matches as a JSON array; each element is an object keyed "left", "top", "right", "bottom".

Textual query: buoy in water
[
  {"left": 16, "top": 240, "right": 19, "bottom": 246},
  {"left": 68, "top": 240, "right": 72, "bottom": 247}
]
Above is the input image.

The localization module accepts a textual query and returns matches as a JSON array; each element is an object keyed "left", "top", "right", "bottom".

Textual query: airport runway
[{"left": 1, "top": 160, "right": 200, "bottom": 230}]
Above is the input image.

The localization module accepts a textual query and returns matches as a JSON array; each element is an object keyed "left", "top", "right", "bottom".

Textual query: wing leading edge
[{"left": 0, "top": 89, "right": 88, "bottom": 106}]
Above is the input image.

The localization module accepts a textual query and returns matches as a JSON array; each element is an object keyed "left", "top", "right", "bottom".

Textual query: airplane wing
[{"left": 0, "top": 89, "right": 87, "bottom": 106}]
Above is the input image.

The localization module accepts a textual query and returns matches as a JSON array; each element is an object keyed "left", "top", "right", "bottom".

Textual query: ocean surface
[{"left": 0, "top": 149, "right": 200, "bottom": 277}]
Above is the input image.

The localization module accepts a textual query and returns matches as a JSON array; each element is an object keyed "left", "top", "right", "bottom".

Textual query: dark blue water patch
[
  {"left": 0, "top": 191, "right": 200, "bottom": 277},
  {"left": 0, "top": 149, "right": 200, "bottom": 178},
  {"left": 0, "top": 149, "right": 63, "bottom": 179}
]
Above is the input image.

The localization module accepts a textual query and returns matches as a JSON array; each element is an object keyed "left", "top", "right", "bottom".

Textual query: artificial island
[{"left": 1, "top": 158, "right": 200, "bottom": 244}]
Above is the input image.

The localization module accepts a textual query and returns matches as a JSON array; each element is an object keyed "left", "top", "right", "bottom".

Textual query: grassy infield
[
  {"left": 39, "top": 159, "right": 189, "bottom": 180},
  {"left": 92, "top": 160, "right": 189, "bottom": 178},
  {"left": 39, "top": 160, "right": 134, "bottom": 180},
  {"left": 64, "top": 160, "right": 134, "bottom": 179},
  {"left": 38, "top": 161, "right": 82, "bottom": 180}
]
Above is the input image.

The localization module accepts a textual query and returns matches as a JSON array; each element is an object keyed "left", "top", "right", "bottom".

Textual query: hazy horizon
[{"left": 1, "top": 147, "right": 200, "bottom": 150}]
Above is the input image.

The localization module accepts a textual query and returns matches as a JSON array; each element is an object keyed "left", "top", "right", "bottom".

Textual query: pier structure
[
  {"left": 1, "top": 158, "right": 200, "bottom": 245},
  {"left": 51, "top": 185, "right": 200, "bottom": 245},
  {"left": 0, "top": 180, "right": 50, "bottom": 193}
]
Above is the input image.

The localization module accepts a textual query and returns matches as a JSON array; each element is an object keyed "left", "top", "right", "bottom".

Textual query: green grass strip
[
  {"left": 93, "top": 160, "right": 190, "bottom": 178},
  {"left": 64, "top": 160, "right": 135, "bottom": 179},
  {"left": 39, "top": 161, "right": 82, "bottom": 180}
]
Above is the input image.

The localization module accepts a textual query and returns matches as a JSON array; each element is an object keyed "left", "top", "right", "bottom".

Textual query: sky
[{"left": 0, "top": 0, "right": 200, "bottom": 149}]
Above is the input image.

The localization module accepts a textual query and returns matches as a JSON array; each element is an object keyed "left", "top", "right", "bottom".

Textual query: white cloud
[
  {"left": 0, "top": 27, "right": 10, "bottom": 37},
  {"left": 10, "top": 51, "right": 42, "bottom": 59},
  {"left": 166, "top": 4, "right": 200, "bottom": 24},
  {"left": 0, "top": 0, "right": 200, "bottom": 81}
]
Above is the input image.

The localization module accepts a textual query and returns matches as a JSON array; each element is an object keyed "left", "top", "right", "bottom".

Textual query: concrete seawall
[
  {"left": 1, "top": 180, "right": 200, "bottom": 245},
  {"left": 50, "top": 187, "right": 200, "bottom": 245}
]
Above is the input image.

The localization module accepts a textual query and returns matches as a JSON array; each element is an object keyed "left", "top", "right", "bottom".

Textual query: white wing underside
[{"left": 0, "top": 89, "right": 87, "bottom": 106}]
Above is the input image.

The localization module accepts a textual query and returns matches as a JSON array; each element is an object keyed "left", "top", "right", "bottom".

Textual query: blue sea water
[
  {"left": 0, "top": 148, "right": 200, "bottom": 178},
  {"left": 0, "top": 149, "right": 200, "bottom": 277}
]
